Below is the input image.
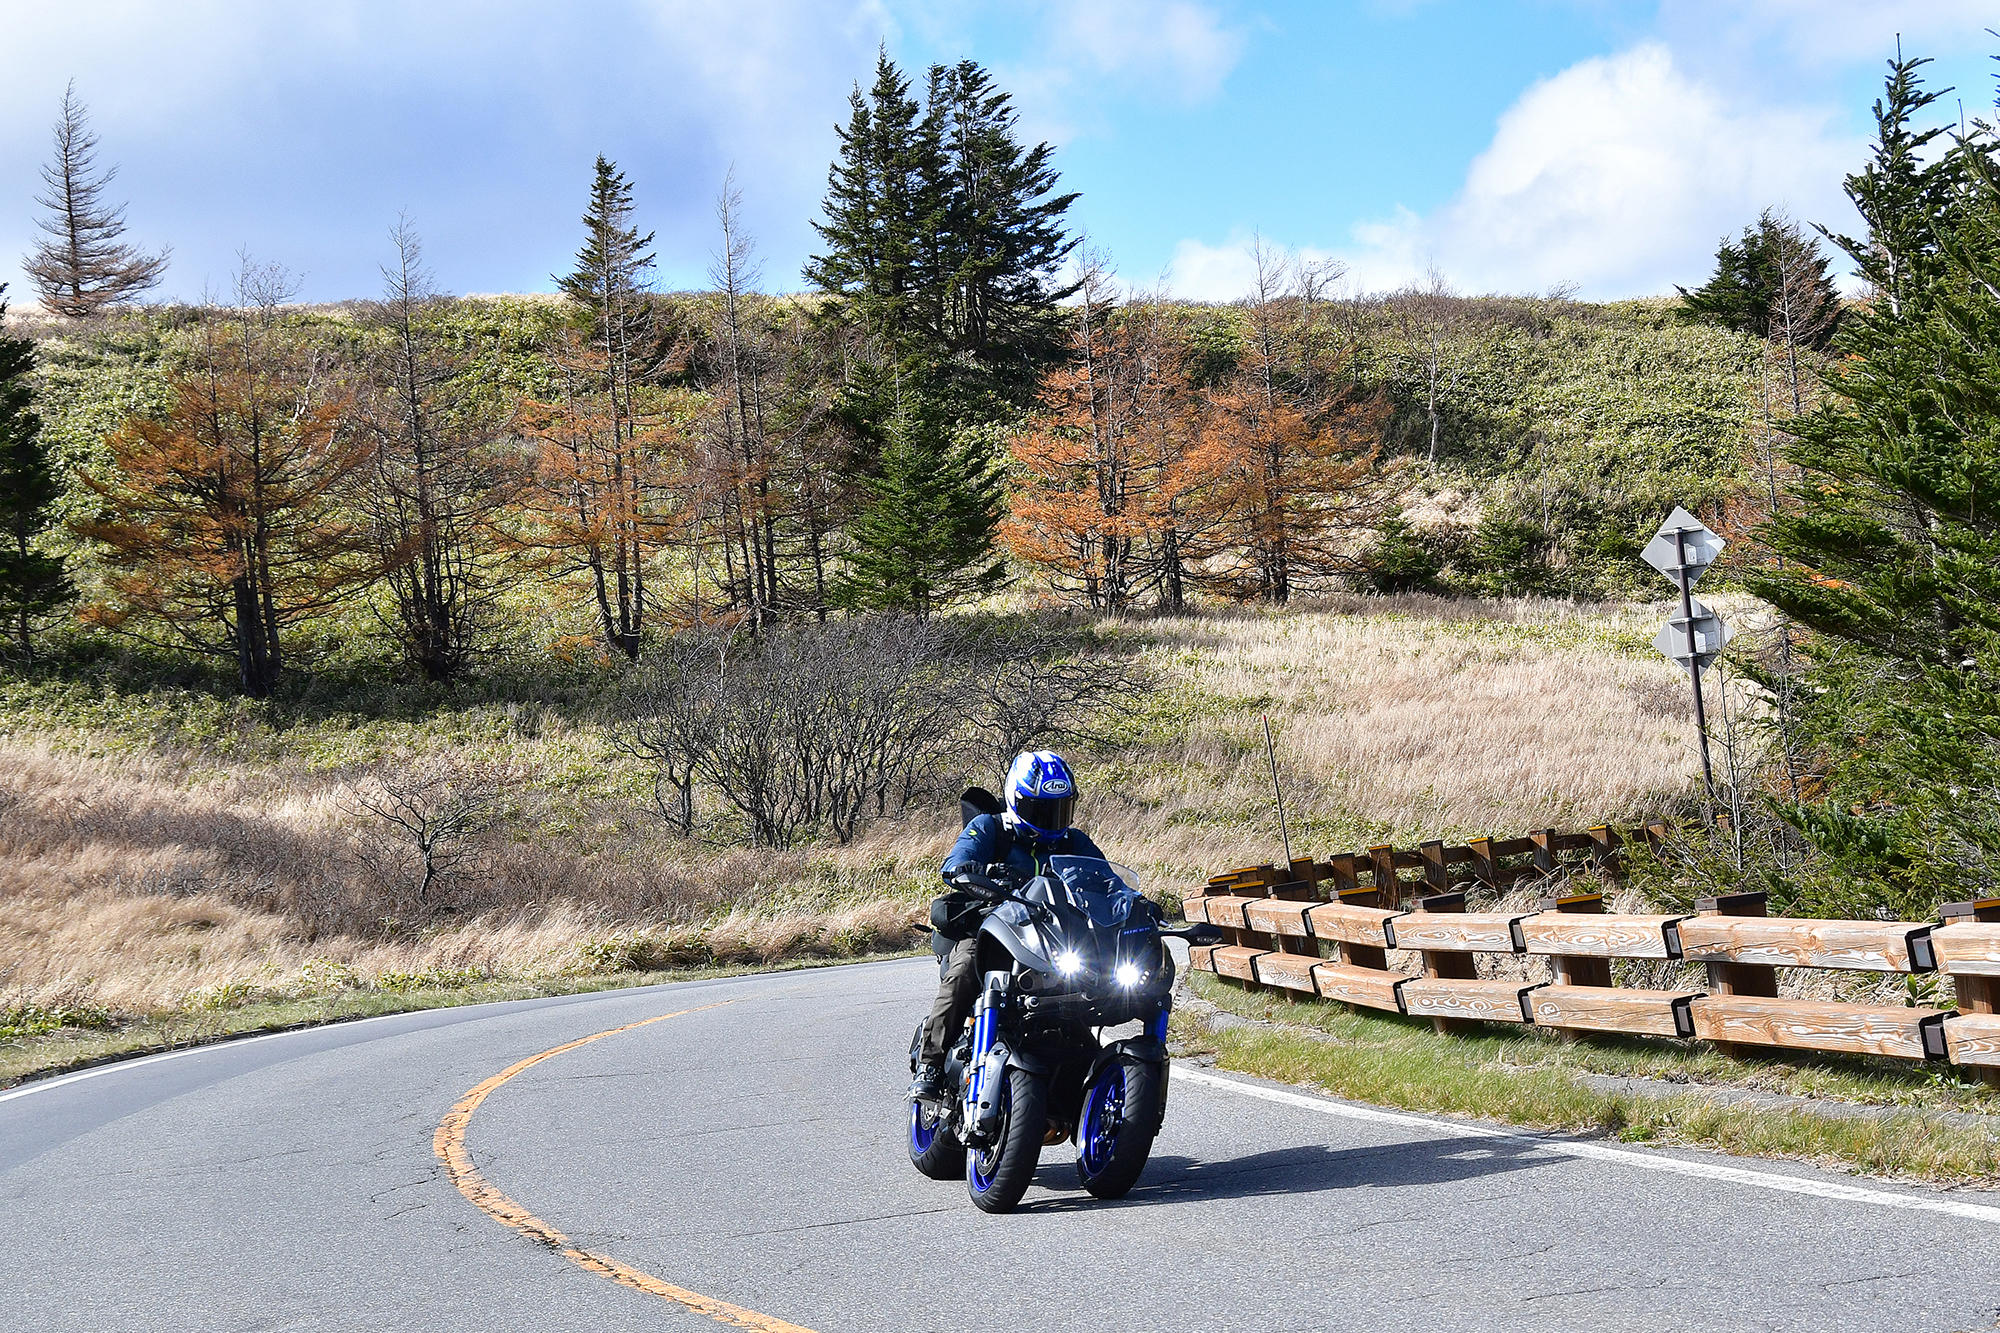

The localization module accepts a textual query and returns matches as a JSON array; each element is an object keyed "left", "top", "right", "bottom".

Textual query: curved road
[{"left": 4, "top": 958, "right": 1999, "bottom": 1332}]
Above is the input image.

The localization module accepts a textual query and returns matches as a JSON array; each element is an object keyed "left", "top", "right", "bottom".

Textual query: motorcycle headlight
[
  {"left": 1114, "top": 962, "right": 1141, "bottom": 989},
  {"left": 1055, "top": 949, "right": 1084, "bottom": 978}
]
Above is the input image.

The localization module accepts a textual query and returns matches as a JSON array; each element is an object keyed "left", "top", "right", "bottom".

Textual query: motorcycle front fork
[{"left": 965, "top": 974, "right": 1007, "bottom": 1134}]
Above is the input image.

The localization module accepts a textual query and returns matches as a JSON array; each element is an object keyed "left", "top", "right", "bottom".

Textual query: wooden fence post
[
  {"left": 1420, "top": 840, "right": 1450, "bottom": 897},
  {"left": 1540, "top": 891, "right": 1613, "bottom": 989},
  {"left": 1414, "top": 890, "right": 1478, "bottom": 1034},
  {"left": 1332, "top": 882, "right": 1392, "bottom": 972},
  {"left": 1530, "top": 828, "right": 1558, "bottom": 878},
  {"left": 1588, "top": 826, "right": 1623, "bottom": 885},
  {"left": 1270, "top": 858, "right": 1321, "bottom": 959},
  {"left": 1940, "top": 898, "right": 2000, "bottom": 1089},
  {"left": 1696, "top": 890, "right": 1778, "bottom": 1059},
  {"left": 1469, "top": 837, "right": 1498, "bottom": 892},
  {"left": 1369, "top": 844, "right": 1403, "bottom": 911}
]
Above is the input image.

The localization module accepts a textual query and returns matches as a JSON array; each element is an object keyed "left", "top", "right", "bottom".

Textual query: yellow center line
[{"left": 432, "top": 999, "right": 821, "bottom": 1333}]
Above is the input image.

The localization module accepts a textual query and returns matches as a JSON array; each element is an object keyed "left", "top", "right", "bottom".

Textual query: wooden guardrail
[{"left": 1185, "top": 827, "right": 2000, "bottom": 1087}]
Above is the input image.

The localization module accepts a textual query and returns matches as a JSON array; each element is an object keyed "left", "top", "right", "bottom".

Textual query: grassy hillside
[
  {"left": 0, "top": 595, "right": 1698, "bottom": 1046},
  {"left": 16, "top": 292, "right": 1763, "bottom": 636}
]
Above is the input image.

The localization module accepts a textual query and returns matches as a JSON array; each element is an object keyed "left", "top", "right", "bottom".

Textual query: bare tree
[
  {"left": 1763, "top": 211, "right": 1841, "bottom": 417},
  {"left": 361, "top": 218, "right": 522, "bottom": 681},
  {"left": 23, "top": 82, "right": 168, "bottom": 318},
  {"left": 350, "top": 756, "right": 512, "bottom": 903},
  {"left": 1387, "top": 265, "right": 1472, "bottom": 465},
  {"left": 612, "top": 629, "right": 727, "bottom": 835},
  {"left": 957, "top": 617, "right": 1149, "bottom": 763},
  {"left": 706, "top": 172, "right": 784, "bottom": 623}
]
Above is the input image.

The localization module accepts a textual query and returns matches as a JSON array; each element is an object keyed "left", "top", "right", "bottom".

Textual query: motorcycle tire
[
  {"left": 907, "top": 1022, "right": 966, "bottom": 1180},
  {"left": 909, "top": 1097, "right": 966, "bottom": 1179},
  {"left": 966, "top": 1067, "right": 1048, "bottom": 1214},
  {"left": 1074, "top": 1057, "right": 1166, "bottom": 1200}
]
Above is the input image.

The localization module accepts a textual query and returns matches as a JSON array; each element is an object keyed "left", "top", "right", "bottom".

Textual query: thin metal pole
[
  {"left": 1676, "top": 526, "right": 1717, "bottom": 817},
  {"left": 1263, "top": 714, "right": 1293, "bottom": 865}
]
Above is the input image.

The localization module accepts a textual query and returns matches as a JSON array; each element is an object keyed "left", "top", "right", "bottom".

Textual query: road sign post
[
  {"left": 1675, "top": 525, "right": 1715, "bottom": 806},
  {"left": 1642, "top": 507, "right": 1731, "bottom": 816}
]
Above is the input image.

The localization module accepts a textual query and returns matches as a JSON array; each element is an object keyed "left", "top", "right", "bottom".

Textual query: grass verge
[
  {"left": 1179, "top": 974, "right": 2000, "bottom": 1186},
  {"left": 0, "top": 947, "right": 924, "bottom": 1090}
]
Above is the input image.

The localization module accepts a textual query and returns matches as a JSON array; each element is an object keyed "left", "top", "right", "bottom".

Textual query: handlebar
[{"left": 946, "top": 866, "right": 1049, "bottom": 920}]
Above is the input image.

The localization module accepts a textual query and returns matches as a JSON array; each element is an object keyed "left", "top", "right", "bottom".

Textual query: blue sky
[{"left": 1, "top": 1, "right": 1993, "bottom": 308}]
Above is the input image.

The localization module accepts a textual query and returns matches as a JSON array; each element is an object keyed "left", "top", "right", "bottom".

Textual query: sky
[{"left": 0, "top": 0, "right": 1994, "bottom": 308}]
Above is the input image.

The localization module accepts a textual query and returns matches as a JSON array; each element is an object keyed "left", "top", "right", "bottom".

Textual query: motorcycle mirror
[{"left": 1182, "top": 923, "right": 1224, "bottom": 947}]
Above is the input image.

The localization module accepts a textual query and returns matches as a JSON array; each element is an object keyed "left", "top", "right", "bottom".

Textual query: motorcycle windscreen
[{"left": 1045, "top": 855, "right": 1140, "bottom": 927}]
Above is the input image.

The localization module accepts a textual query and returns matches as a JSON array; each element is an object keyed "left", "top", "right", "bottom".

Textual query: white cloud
[
  {"left": 1658, "top": 0, "right": 1998, "bottom": 68},
  {"left": 0, "top": 1, "right": 887, "bottom": 302},
  {"left": 1172, "top": 43, "right": 1865, "bottom": 301},
  {"left": 1166, "top": 234, "right": 1348, "bottom": 302},
  {"left": 1051, "top": 0, "right": 1246, "bottom": 102}
]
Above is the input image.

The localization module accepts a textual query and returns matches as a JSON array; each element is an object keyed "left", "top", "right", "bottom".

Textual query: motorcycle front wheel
[
  {"left": 909, "top": 1097, "right": 966, "bottom": 1179},
  {"left": 967, "top": 1067, "right": 1048, "bottom": 1214},
  {"left": 1075, "top": 1057, "right": 1165, "bottom": 1199}
]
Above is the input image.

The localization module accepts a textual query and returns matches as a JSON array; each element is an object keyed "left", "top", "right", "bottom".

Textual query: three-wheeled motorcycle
[{"left": 906, "top": 794, "right": 1221, "bottom": 1213}]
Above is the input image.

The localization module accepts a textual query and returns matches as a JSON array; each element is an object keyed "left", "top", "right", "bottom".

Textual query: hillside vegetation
[{"left": 0, "top": 596, "right": 1698, "bottom": 1039}]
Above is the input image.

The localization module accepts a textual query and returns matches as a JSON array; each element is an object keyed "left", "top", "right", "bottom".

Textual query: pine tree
[
  {"left": 840, "top": 410, "right": 1006, "bottom": 616},
  {"left": 806, "top": 53, "right": 1077, "bottom": 421},
  {"left": 1677, "top": 210, "right": 1842, "bottom": 350},
  {"left": 552, "top": 156, "right": 659, "bottom": 657},
  {"left": 0, "top": 285, "right": 68, "bottom": 658},
  {"left": 23, "top": 82, "right": 168, "bottom": 318},
  {"left": 805, "top": 52, "right": 929, "bottom": 358},
  {"left": 928, "top": 59, "right": 1080, "bottom": 407},
  {"left": 1747, "top": 53, "right": 1999, "bottom": 913}
]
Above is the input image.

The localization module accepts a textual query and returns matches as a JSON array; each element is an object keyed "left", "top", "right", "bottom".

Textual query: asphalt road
[{"left": 5, "top": 957, "right": 1999, "bottom": 1333}]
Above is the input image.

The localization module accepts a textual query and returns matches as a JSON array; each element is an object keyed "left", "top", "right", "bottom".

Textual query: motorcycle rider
[{"left": 910, "top": 749, "right": 1106, "bottom": 1102}]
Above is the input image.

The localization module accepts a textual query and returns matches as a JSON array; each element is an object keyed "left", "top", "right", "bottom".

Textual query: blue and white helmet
[{"left": 1003, "top": 750, "right": 1078, "bottom": 841}]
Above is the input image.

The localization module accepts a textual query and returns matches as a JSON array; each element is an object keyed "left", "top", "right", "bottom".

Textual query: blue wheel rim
[
  {"left": 910, "top": 1099, "right": 938, "bottom": 1154},
  {"left": 1078, "top": 1064, "right": 1127, "bottom": 1179},
  {"left": 969, "top": 1080, "right": 1012, "bottom": 1193}
]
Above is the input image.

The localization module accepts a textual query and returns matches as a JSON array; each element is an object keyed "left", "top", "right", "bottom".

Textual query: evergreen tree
[
  {"left": 1747, "top": 54, "right": 1998, "bottom": 913},
  {"left": 840, "top": 410, "right": 1006, "bottom": 616},
  {"left": 807, "top": 53, "right": 1078, "bottom": 422},
  {"left": 0, "top": 285, "right": 69, "bottom": 658},
  {"left": 553, "top": 156, "right": 659, "bottom": 657},
  {"left": 805, "top": 52, "right": 930, "bottom": 358},
  {"left": 1677, "top": 210, "right": 1842, "bottom": 350},
  {"left": 928, "top": 60, "right": 1080, "bottom": 404},
  {"left": 23, "top": 82, "right": 168, "bottom": 318}
]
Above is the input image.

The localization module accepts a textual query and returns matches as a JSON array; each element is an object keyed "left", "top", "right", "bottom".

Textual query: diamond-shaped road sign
[
  {"left": 1642, "top": 507, "right": 1726, "bottom": 586},
  {"left": 1654, "top": 598, "right": 1734, "bottom": 674}
]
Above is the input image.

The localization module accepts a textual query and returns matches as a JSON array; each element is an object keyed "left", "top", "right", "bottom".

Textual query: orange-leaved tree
[
  {"left": 515, "top": 326, "right": 697, "bottom": 656},
  {"left": 1007, "top": 264, "right": 1203, "bottom": 611},
  {"left": 1183, "top": 240, "right": 1390, "bottom": 603},
  {"left": 78, "top": 276, "right": 373, "bottom": 696}
]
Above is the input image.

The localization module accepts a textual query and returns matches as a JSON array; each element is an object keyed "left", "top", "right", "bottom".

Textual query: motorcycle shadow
[{"left": 1022, "top": 1135, "right": 1559, "bottom": 1211}]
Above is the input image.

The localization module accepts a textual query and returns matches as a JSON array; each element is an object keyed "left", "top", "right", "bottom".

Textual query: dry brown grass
[
  {"left": 0, "top": 738, "right": 945, "bottom": 1016},
  {"left": 1, "top": 595, "right": 1700, "bottom": 1025},
  {"left": 1091, "top": 594, "right": 1701, "bottom": 886}
]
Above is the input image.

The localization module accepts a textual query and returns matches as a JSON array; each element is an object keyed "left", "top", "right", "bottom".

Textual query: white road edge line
[
  {"left": 0, "top": 973, "right": 770, "bottom": 1107},
  {"left": 0, "top": 1010, "right": 420, "bottom": 1105},
  {"left": 1174, "top": 1064, "right": 2000, "bottom": 1225}
]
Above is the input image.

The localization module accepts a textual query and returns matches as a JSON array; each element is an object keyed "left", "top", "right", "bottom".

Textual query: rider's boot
[{"left": 909, "top": 1061, "right": 947, "bottom": 1103}]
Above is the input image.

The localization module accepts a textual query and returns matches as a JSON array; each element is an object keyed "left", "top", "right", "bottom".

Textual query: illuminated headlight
[
  {"left": 1055, "top": 950, "right": 1084, "bottom": 978},
  {"left": 1114, "top": 962, "right": 1141, "bottom": 989}
]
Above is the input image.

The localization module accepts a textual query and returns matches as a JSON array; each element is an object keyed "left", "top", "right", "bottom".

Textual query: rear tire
[
  {"left": 1075, "top": 1057, "right": 1165, "bottom": 1200},
  {"left": 967, "top": 1067, "right": 1048, "bottom": 1214}
]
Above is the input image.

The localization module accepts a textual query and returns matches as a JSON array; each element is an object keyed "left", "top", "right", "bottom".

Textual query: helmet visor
[{"left": 1012, "top": 792, "right": 1076, "bottom": 836}]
